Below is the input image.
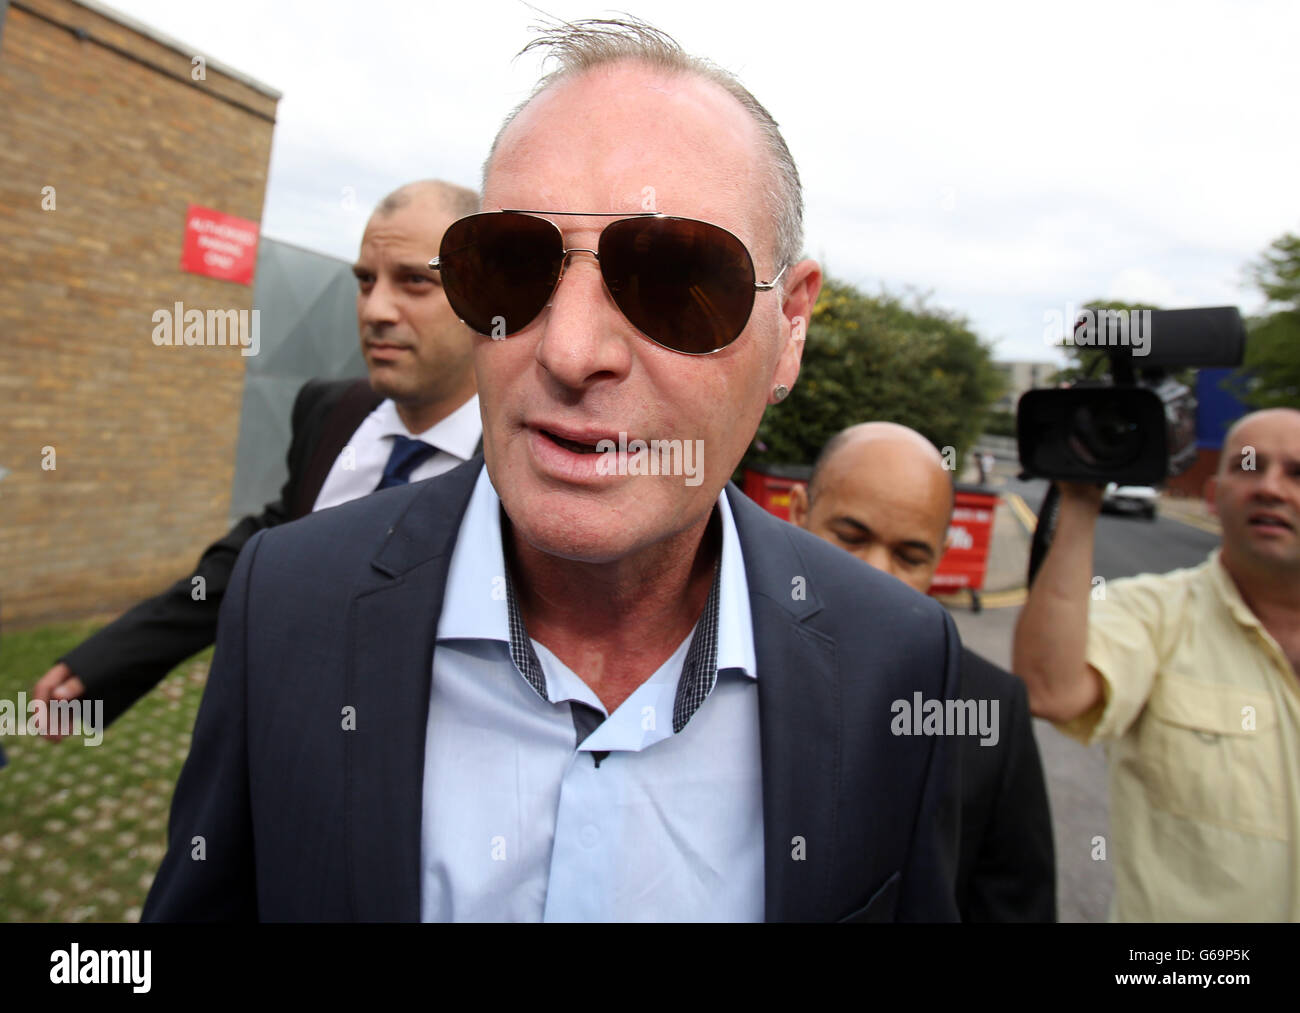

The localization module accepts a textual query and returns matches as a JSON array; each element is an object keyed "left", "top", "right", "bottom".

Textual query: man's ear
[
  {"left": 770, "top": 258, "right": 822, "bottom": 401},
  {"left": 788, "top": 482, "right": 810, "bottom": 529}
]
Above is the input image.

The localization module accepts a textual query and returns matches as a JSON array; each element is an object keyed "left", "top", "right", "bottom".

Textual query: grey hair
[
  {"left": 374, "top": 179, "right": 480, "bottom": 220},
  {"left": 482, "top": 15, "right": 803, "bottom": 277}
]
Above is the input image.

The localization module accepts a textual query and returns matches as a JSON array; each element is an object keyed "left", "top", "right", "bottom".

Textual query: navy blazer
[{"left": 143, "top": 456, "right": 963, "bottom": 922}]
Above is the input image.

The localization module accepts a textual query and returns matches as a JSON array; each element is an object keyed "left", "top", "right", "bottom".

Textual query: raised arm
[{"left": 1012, "top": 482, "right": 1107, "bottom": 723}]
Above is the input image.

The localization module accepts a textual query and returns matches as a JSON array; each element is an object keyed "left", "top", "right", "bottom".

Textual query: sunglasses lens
[
  {"left": 438, "top": 213, "right": 561, "bottom": 336},
  {"left": 600, "top": 217, "right": 758, "bottom": 353}
]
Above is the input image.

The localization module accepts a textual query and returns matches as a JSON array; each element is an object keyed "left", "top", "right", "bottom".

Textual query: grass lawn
[{"left": 0, "top": 621, "right": 209, "bottom": 922}]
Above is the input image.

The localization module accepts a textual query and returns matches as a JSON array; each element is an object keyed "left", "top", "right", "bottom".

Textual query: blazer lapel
[
  {"left": 725, "top": 486, "right": 841, "bottom": 922},
  {"left": 345, "top": 457, "right": 482, "bottom": 921}
]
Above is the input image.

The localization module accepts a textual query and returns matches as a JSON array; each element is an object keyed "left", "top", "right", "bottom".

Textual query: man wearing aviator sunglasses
[
  {"left": 430, "top": 209, "right": 785, "bottom": 354},
  {"left": 145, "top": 16, "right": 964, "bottom": 923}
]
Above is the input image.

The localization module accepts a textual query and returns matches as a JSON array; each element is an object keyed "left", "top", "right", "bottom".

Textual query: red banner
[
  {"left": 743, "top": 468, "right": 1000, "bottom": 595},
  {"left": 179, "top": 204, "right": 259, "bottom": 285},
  {"left": 927, "top": 490, "right": 999, "bottom": 592}
]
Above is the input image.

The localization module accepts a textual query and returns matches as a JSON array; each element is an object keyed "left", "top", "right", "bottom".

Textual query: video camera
[{"left": 1016, "top": 306, "right": 1247, "bottom": 485}]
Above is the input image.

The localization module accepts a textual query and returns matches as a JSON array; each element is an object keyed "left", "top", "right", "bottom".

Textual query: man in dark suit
[
  {"left": 32, "top": 179, "right": 482, "bottom": 731},
  {"left": 790, "top": 422, "right": 1057, "bottom": 921},
  {"left": 144, "top": 17, "right": 962, "bottom": 922}
]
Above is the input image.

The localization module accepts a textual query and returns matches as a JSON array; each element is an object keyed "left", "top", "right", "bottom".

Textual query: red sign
[
  {"left": 928, "top": 489, "right": 1000, "bottom": 592},
  {"left": 179, "top": 204, "right": 259, "bottom": 285},
  {"left": 741, "top": 469, "right": 805, "bottom": 522},
  {"left": 743, "top": 469, "right": 1000, "bottom": 595}
]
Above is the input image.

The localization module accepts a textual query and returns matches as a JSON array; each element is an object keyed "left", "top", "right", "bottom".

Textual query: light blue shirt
[{"left": 419, "top": 465, "right": 764, "bottom": 921}]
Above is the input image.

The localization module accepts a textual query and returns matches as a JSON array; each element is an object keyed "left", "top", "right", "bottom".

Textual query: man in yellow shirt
[{"left": 1014, "top": 407, "right": 1300, "bottom": 921}]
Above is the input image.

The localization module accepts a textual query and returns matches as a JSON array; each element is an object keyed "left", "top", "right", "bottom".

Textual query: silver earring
[{"left": 773, "top": 384, "right": 789, "bottom": 402}]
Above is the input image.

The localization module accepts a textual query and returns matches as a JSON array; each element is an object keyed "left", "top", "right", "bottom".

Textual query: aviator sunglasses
[{"left": 428, "top": 210, "right": 788, "bottom": 355}]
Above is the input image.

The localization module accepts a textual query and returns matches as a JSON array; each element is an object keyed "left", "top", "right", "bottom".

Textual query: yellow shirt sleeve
[{"left": 1055, "top": 572, "right": 1168, "bottom": 745}]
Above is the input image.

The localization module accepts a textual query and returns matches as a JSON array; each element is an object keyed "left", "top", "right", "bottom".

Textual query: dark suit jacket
[
  {"left": 62, "top": 378, "right": 383, "bottom": 726},
  {"left": 956, "top": 648, "right": 1056, "bottom": 921},
  {"left": 142, "top": 456, "right": 965, "bottom": 922}
]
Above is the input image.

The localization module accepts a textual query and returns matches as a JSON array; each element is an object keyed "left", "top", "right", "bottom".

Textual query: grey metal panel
[{"left": 229, "top": 238, "right": 365, "bottom": 519}]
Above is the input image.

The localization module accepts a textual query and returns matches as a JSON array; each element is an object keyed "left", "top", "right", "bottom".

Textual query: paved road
[
  {"left": 1008, "top": 473, "right": 1220, "bottom": 581},
  {"left": 948, "top": 469, "right": 1219, "bottom": 922}
]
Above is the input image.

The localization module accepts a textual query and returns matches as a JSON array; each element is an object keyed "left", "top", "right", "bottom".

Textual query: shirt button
[{"left": 579, "top": 824, "right": 600, "bottom": 849}]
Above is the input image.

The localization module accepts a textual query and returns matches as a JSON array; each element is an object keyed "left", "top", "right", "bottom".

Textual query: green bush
[
  {"left": 744, "top": 277, "right": 1003, "bottom": 474},
  {"left": 983, "top": 409, "right": 1017, "bottom": 438}
]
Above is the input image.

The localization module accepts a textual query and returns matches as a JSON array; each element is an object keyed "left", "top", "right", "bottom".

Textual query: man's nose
[
  {"left": 359, "top": 278, "right": 401, "bottom": 330},
  {"left": 533, "top": 254, "right": 633, "bottom": 389},
  {"left": 1253, "top": 461, "right": 1288, "bottom": 502}
]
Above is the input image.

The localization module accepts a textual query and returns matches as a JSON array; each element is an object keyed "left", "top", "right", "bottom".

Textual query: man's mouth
[
  {"left": 543, "top": 431, "right": 603, "bottom": 454},
  {"left": 1248, "top": 512, "right": 1294, "bottom": 531}
]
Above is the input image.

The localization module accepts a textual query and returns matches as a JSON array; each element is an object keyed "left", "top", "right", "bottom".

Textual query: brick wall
[
  {"left": 0, "top": 0, "right": 278, "bottom": 626},
  {"left": 1166, "top": 447, "right": 1219, "bottom": 499}
]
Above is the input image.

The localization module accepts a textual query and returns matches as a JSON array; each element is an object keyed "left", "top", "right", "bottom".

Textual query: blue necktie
[{"left": 375, "top": 435, "right": 437, "bottom": 491}]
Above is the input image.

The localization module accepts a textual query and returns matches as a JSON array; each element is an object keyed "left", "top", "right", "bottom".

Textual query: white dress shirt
[
  {"left": 311, "top": 394, "right": 481, "bottom": 512},
  {"left": 420, "top": 465, "right": 765, "bottom": 921}
]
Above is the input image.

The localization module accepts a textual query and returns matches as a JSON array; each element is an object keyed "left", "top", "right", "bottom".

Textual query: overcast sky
[{"left": 104, "top": 0, "right": 1300, "bottom": 364}]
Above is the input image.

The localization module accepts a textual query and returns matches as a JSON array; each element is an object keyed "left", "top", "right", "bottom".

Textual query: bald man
[
  {"left": 1015, "top": 407, "right": 1300, "bottom": 921},
  {"left": 791, "top": 422, "right": 1056, "bottom": 922},
  {"left": 33, "top": 180, "right": 482, "bottom": 731}
]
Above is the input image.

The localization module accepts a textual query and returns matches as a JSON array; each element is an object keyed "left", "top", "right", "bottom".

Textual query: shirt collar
[
  {"left": 714, "top": 489, "right": 757, "bottom": 679},
  {"left": 436, "top": 465, "right": 510, "bottom": 643},
  {"left": 437, "top": 466, "right": 758, "bottom": 730},
  {"left": 1209, "top": 546, "right": 1271, "bottom": 631},
  {"left": 373, "top": 393, "right": 481, "bottom": 460}
]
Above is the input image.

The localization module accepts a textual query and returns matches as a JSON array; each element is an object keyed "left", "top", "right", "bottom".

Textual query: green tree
[
  {"left": 983, "top": 409, "right": 1017, "bottom": 437},
  {"left": 743, "top": 276, "right": 1002, "bottom": 473},
  {"left": 1238, "top": 232, "right": 1300, "bottom": 408}
]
